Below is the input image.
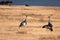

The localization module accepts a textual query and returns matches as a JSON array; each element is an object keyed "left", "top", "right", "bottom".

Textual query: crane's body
[
  {"left": 42, "top": 16, "right": 53, "bottom": 31},
  {"left": 19, "top": 16, "right": 27, "bottom": 27}
]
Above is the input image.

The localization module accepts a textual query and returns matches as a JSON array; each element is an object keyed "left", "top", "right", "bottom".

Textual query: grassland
[{"left": 0, "top": 5, "right": 60, "bottom": 40}]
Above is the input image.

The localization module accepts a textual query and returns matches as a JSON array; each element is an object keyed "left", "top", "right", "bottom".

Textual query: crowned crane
[
  {"left": 42, "top": 16, "right": 53, "bottom": 31},
  {"left": 19, "top": 16, "right": 28, "bottom": 27}
]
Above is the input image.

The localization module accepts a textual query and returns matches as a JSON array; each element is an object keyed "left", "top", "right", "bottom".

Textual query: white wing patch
[{"left": 23, "top": 23, "right": 26, "bottom": 26}]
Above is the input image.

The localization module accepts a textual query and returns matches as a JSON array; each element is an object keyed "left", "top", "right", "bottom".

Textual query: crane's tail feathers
[
  {"left": 42, "top": 26, "right": 45, "bottom": 28},
  {"left": 19, "top": 24, "right": 22, "bottom": 27},
  {"left": 49, "top": 28, "right": 53, "bottom": 31}
]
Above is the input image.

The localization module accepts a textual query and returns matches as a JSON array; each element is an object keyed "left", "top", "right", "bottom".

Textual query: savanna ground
[{"left": 0, "top": 5, "right": 60, "bottom": 40}]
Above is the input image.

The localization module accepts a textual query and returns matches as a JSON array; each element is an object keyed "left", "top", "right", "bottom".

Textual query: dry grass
[{"left": 0, "top": 5, "right": 60, "bottom": 40}]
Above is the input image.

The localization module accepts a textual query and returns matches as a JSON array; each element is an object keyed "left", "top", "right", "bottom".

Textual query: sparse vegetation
[{"left": 0, "top": 6, "right": 60, "bottom": 40}]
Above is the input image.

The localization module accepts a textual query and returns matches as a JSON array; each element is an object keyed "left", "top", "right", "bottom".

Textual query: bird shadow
[{"left": 16, "top": 31, "right": 26, "bottom": 34}]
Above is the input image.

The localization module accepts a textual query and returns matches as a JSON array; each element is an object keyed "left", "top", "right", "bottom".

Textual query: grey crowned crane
[
  {"left": 19, "top": 16, "right": 28, "bottom": 27},
  {"left": 42, "top": 16, "right": 53, "bottom": 31}
]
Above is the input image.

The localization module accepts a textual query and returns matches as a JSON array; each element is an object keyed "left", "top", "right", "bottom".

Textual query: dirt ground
[{"left": 0, "top": 5, "right": 60, "bottom": 40}]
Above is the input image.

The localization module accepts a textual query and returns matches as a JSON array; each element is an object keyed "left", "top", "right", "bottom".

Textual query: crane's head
[
  {"left": 48, "top": 16, "right": 50, "bottom": 18},
  {"left": 26, "top": 15, "right": 28, "bottom": 17}
]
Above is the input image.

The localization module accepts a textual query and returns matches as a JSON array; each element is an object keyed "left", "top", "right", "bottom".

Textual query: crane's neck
[
  {"left": 26, "top": 16, "right": 27, "bottom": 20},
  {"left": 48, "top": 16, "right": 50, "bottom": 24},
  {"left": 23, "top": 16, "right": 27, "bottom": 22}
]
